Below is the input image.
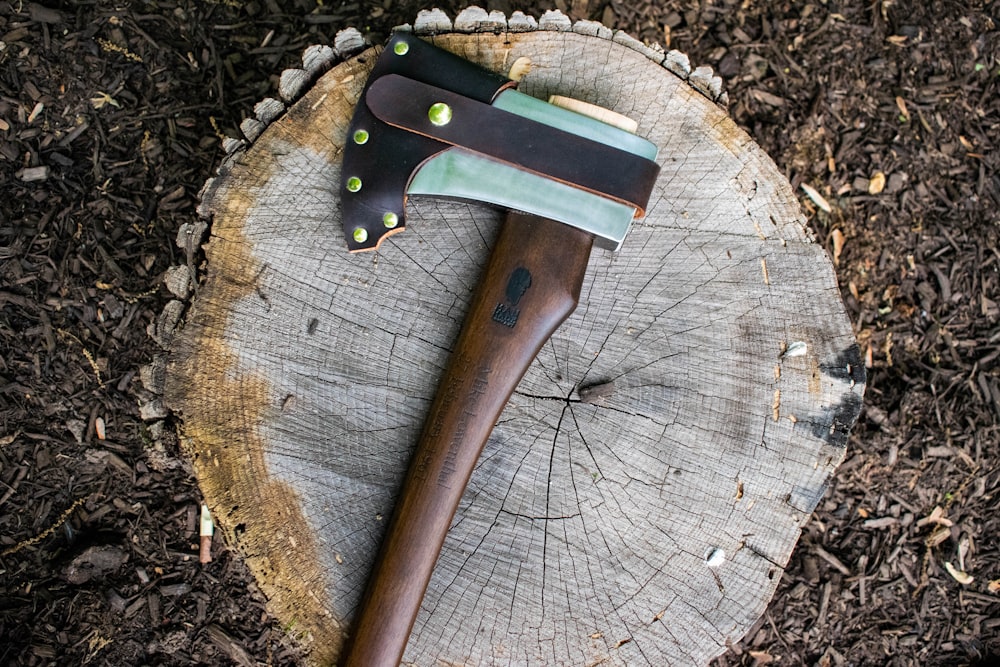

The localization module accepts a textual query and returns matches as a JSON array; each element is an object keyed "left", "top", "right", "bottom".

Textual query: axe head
[{"left": 341, "top": 33, "right": 659, "bottom": 253}]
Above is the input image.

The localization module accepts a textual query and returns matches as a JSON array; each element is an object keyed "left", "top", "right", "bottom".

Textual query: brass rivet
[
  {"left": 428, "top": 102, "right": 453, "bottom": 127},
  {"left": 393, "top": 41, "right": 409, "bottom": 56},
  {"left": 383, "top": 212, "right": 399, "bottom": 229},
  {"left": 353, "top": 227, "right": 369, "bottom": 243},
  {"left": 346, "top": 176, "right": 362, "bottom": 192},
  {"left": 353, "top": 129, "right": 369, "bottom": 145}
]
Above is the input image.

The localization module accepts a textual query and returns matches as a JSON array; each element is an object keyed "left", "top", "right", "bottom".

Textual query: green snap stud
[
  {"left": 346, "top": 176, "right": 362, "bottom": 193},
  {"left": 353, "top": 129, "right": 369, "bottom": 145},
  {"left": 383, "top": 212, "right": 399, "bottom": 229},
  {"left": 353, "top": 227, "right": 369, "bottom": 243},
  {"left": 428, "top": 102, "right": 453, "bottom": 127},
  {"left": 393, "top": 41, "right": 409, "bottom": 56}
]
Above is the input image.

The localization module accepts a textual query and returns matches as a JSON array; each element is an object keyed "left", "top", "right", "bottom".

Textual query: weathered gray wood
[{"left": 164, "top": 13, "right": 863, "bottom": 667}]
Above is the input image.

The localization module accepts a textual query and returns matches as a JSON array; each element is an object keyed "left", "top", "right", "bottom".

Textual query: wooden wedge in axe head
[{"left": 338, "top": 32, "right": 660, "bottom": 666}]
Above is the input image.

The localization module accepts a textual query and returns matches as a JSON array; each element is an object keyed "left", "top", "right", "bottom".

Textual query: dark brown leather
[{"left": 366, "top": 74, "right": 660, "bottom": 216}]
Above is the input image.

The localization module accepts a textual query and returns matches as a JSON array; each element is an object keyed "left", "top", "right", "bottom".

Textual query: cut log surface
[{"left": 164, "top": 10, "right": 864, "bottom": 667}]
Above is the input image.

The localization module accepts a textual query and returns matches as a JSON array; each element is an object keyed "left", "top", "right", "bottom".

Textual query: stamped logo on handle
[{"left": 492, "top": 267, "right": 532, "bottom": 328}]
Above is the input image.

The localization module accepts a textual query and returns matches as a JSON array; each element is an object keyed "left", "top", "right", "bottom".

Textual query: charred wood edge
[{"left": 142, "top": 7, "right": 726, "bottom": 450}]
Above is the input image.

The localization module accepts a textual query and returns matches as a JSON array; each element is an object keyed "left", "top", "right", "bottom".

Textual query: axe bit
[{"left": 338, "top": 33, "right": 659, "bottom": 666}]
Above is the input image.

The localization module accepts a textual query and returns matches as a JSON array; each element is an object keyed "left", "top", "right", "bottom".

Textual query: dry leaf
[
  {"left": 868, "top": 171, "right": 886, "bottom": 195},
  {"left": 91, "top": 92, "right": 120, "bottom": 109},
  {"left": 988, "top": 579, "right": 1000, "bottom": 594},
  {"left": 917, "top": 505, "right": 953, "bottom": 528},
  {"left": 958, "top": 535, "right": 972, "bottom": 571},
  {"left": 750, "top": 88, "right": 786, "bottom": 107},
  {"left": 801, "top": 183, "right": 832, "bottom": 212},
  {"left": 981, "top": 294, "right": 999, "bottom": 318},
  {"left": 831, "top": 228, "right": 846, "bottom": 265},
  {"left": 926, "top": 525, "right": 951, "bottom": 548},
  {"left": 944, "top": 561, "right": 974, "bottom": 585},
  {"left": 749, "top": 650, "right": 775, "bottom": 665},
  {"left": 27, "top": 102, "right": 44, "bottom": 123},
  {"left": 895, "top": 95, "right": 910, "bottom": 121}
]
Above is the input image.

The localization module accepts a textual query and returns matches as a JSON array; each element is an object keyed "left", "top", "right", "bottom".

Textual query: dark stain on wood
[
  {"left": 578, "top": 380, "right": 616, "bottom": 403},
  {"left": 806, "top": 345, "right": 866, "bottom": 448},
  {"left": 811, "top": 391, "right": 863, "bottom": 449},
  {"left": 819, "top": 343, "right": 867, "bottom": 387}
]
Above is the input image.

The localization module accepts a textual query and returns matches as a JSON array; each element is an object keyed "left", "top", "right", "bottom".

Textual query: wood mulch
[{"left": 1, "top": 1, "right": 997, "bottom": 665}]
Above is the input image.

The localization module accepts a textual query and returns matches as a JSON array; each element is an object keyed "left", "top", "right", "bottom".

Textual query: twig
[
  {"left": 200, "top": 504, "right": 214, "bottom": 564},
  {"left": 1, "top": 497, "right": 86, "bottom": 557}
]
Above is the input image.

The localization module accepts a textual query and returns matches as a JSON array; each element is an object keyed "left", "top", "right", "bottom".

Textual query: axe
[{"left": 338, "top": 33, "right": 660, "bottom": 666}]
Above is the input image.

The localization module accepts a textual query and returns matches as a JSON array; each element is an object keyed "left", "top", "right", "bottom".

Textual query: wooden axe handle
[{"left": 340, "top": 212, "right": 593, "bottom": 666}]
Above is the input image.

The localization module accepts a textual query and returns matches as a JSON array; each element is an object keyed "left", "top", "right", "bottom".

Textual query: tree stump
[{"left": 163, "top": 9, "right": 864, "bottom": 666}]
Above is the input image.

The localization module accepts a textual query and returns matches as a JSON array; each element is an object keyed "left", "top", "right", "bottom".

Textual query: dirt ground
[{"left": 1, "top": 1, "right": 997, "bottom": 665}]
